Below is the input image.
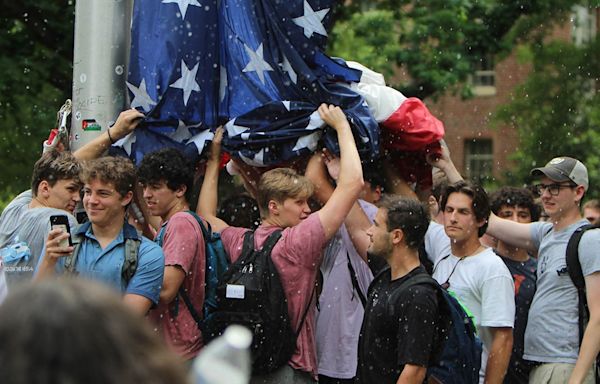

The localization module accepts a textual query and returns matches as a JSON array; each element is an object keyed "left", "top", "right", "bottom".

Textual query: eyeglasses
[{"left": 533, "top": 183, "right": 575, "bottom": 196}]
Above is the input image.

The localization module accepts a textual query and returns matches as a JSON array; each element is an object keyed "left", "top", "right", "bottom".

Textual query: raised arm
[
  {"left": 197, "top": 127, "right": 229, "bottom": 233},
  {"left": 305, "top": 150, "right": 371, "bottom": 260},
  {"left": 316, "top": 104, "right": 364, "bottom": 241},
  {"left": 487, "top": 214, "right": 536, "bottom": 253},
  {"left": 73, "top": 109, "right": 144, "bottom": 161},
  {"left": 426, "top": 139, "right": 463, "bottom": 184}
]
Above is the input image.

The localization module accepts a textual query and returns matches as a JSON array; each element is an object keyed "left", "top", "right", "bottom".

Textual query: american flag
[{"left": 119, "top": 0, "right": 379, "bottom": 166}]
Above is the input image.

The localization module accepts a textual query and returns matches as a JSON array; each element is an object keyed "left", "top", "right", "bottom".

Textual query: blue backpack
[
  {"left": 156, "top": 211, "right": 229, "bottom": 330},
  {"left": 408, "top": 274, "right": 483, "bottom": 384}
]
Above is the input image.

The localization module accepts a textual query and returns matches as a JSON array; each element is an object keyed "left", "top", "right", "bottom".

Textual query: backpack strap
[
  {"left": 566, "top": 223, "right": 595, "bottom": 345},
  {"left": 121, "top": 222, "right": 141, "bottom": 285},
  {"left": 346, "top": 252, "right": 367, "bottom": 308},
  {"left": 295, "top": 282, "right": 316, "bottom": 337},
  {"left": 63, "top": 222, "right": 140, "bottom": 285},
  {"left": 64, "top": 223, "right": 89, "bottom": 275},
  {"left": 176, "top": 211, "right": 225, "bottom": 332}
]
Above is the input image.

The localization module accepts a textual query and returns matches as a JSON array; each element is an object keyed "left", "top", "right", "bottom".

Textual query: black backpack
[
  {"left": 566, "top": 223, "right": 600, "bottom": 383},
  {"left": 203, "top": 230, "right": 313, "bottom": 375},
  {"left": 385, "top": 272, "right": 482, "bottom": 384}
]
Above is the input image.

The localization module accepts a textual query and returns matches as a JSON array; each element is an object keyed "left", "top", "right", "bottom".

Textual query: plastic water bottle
[{"left": 192, "top": 325, "right": 252, "bottom": 384}]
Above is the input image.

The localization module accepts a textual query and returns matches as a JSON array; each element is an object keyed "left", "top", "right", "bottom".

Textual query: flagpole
[{"left": 70, "top": 0, "right": 134, "bottom": 151}]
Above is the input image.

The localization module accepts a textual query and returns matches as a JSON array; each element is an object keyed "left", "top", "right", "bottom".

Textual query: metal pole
[{"left": 70, "top": 0, "right": 133, "bottom": 151}]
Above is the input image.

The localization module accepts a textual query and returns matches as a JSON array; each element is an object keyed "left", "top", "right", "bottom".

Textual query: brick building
[{"left": 427, "top": 6, "right": 598, "bottom": 184}]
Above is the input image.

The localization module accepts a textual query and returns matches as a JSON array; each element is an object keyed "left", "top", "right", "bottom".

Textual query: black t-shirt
[
  {"left": 357, "top": 265, "right": 439, "bottom": 384},
  {"left": 498, "top": 253, "right": 537, "bottom": 384}
]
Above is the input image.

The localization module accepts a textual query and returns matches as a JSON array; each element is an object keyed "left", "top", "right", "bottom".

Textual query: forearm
[
  {"left": 345, "top": 202, "right": 372, "bottom": 261},
  {"left": 397, "top": 364, "right": 426, "bottom": 384},
  {"left": 484, "top": 332, "right": 513, "bottom": 384},
  {"left": 335, "top": 124, "right": 363, "bottom": 190},
  {"left": 73, "top": 129, "right": 114, "bottom": 160},
  {"left": 487, "top": 213, "right": 536, "bottom": 252},
  {"left": 438, "top": 159, "right": 462, "bottom": 184},
  {"left": 34, "top": 258, "right": 58, "bottom": 281},
  {"left": 197, "top": 157, "right": 220, "bottom": 219},
  {"left": 570, "top": 317, "right": 600, "bottom": 383}
]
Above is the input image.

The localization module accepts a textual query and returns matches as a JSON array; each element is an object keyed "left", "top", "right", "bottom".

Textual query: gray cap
[{"left": 531, "top": 156, "right": 588, "bottom": 191}]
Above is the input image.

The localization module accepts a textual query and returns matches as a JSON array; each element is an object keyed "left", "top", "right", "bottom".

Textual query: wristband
[{"left": 107, "top": 128, "right": 116, "bottom": 144}]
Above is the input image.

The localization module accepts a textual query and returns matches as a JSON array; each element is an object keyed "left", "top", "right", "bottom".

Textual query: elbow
[{"left": 158, "top": 287, "right": 178, "bottom": 305}]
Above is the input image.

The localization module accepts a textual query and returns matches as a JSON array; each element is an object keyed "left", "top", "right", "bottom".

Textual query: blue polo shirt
[{"left": 39, "top": 222, "right": 164, "bottom": 305}]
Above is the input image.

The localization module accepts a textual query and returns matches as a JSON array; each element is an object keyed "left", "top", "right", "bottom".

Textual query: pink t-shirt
[
  {"left": 220, "top": 213, "right": 326, "bottom": 378},
  {"left": 148, "top": 211, "right": 206, "bottom": 360}
]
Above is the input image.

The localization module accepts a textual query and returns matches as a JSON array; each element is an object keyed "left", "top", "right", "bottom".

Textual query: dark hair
[
  {"left": 138, "top": 148, "right": 194, "bottom": 201},
  {"left": 82, "top": 156, "right": 137, "bottom": 198},
  {"left": 31, "top": 150, "right": 82, "bottom": 197},
  {"left": 218, "top": 194, "right": 261, "bottom": 229},
  {"left": 490, "top": 186, "right": 540, "bottom": 222},
  {"left": 440, "top": 181, "right": 490, "bottom": 237},
  {"left": 0, "top": 278, "right": 189, "bottom": 384},
  {"left": 363, "top": 162, "right": 386, "bottom": 192},
  {"left": 380, "top": 195, "right": 430, "bottom": 250}
]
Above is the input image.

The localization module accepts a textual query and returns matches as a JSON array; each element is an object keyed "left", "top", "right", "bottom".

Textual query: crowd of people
[{"left": 0, "top": 104, "right": 599, "bottom": 384}]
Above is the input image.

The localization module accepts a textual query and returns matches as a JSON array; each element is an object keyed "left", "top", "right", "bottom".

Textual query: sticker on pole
[{"left": 82, "top": 119, "right": 101, "bottom": 131}]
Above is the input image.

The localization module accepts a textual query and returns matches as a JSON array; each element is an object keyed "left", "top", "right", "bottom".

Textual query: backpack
[
  {"left": 202, "top": 230, "right": 314, "bottom": 375},
  {"left": 155, "top": 211, "right": 230, "bottom": 332},
  {"left": 64, "top": 222, "right": 140, "bottom": 284},
  {"left": 566, "top": 223, "right": 600, "bottom": 383},
  {"left": 403, "top": 274, "right": 483, "bottom": 384}
]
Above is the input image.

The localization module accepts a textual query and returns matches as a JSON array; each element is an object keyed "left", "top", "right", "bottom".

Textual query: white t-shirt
[
  {"left": 425, "top": 221, "right": 451, "bottom": 264},
  {"left": 432, "top": 247, "right": 515, "bottom": 382}
]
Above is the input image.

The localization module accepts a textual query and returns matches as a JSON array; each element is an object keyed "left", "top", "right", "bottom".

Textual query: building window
[
  {"left": 572, "top": 6, "right": 597, "bottom": 46},
  {"left": 469, "top": 55, "right": 496, "bottom": 96},
  {"left": 464, "top": 139, "right": 493, "bottom": 182}
]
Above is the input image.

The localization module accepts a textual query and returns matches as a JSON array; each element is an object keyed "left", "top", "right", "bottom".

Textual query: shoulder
[
  {"left": 169, "top": 211, "right": 200, "bottom": 226},
  {"left": 138, "top": 237, "right": 164, "bottom": 262},
  {"left": 358, "top": 199, "right": 378, "bottom": 221},
  {"left": 472, "top": 248, "right": 512, "bottom": 278},
  {"left": 579, "top": 226, "right": 600, "bottom": 244},
  {"left": 165, "top": 211, "right": 202, "bottom": 234}
]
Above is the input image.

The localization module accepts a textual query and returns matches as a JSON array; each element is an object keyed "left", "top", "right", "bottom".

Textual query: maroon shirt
[{"left": 221, "top": 213, "right": 326, "bottom": 378}]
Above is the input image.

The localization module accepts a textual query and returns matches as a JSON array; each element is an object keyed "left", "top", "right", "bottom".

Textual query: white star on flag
[
  {"left": 161, "top": 0, "right": 201, "bottom": 19},
  {"left": 242, "top": 43, "right": 274, "bottom": 85},
  {"left": 293, "top": 0, "right": 330, "bottom": 39},
  {"left": 126, "top": 79, "right": 156, "bottom": 112},
  {"left": 240, "top": 148, "right": 265, "bottom": 166},
  {"left": 219, "top": 66, "right": 228, "bottom": 103},
  {"left": 189, "top": 129, "right": 215, "bottom": 154},
  {"left": 169, "top": 60, "right": 201, "bottom": 106},
  {"left": 169, "top": 120, "right": 193, "bottom": 142},
  {"left": 114, "top": 133, "right": 136, "bottom": 156},
  {"left": 225, "top": 119, "right": 250, "bottom": 136},
  {"left": 281, "top": 55, "right": 297, "bottom": 84},
  {"left": 292, "top": 131, "right": 321, "bottom": 152}
]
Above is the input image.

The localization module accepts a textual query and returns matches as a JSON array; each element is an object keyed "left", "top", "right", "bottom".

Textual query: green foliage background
[{"left": 1, "top": 0, "right": 599, "bottom": 211}]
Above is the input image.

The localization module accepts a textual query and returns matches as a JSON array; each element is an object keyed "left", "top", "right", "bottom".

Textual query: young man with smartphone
[
  {"left": 36, "top": 156, "right": 164, "bottom": 316},
  {"left": 138, "top": 147, "right": 207, "bottom": 362},
  {"left": 0, "top": 150, "right": 82, "bottom": 289}
]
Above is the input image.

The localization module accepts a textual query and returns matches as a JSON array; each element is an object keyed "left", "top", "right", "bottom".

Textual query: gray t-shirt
[
  {"left": 0, "top": 190, "right": 77, "bottom": 288},
  {"left": 524, "top": 219, "right": 600, "bottom": 363}
]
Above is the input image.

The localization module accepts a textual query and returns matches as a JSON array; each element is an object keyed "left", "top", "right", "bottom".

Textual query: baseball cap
[{"left": 530, "top": 156, "right": 588, "bottom": 191}]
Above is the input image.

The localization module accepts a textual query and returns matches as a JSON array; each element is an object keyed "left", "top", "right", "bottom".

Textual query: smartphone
[{"left": 50, "top": 215, "right": 72, "bottom": 247}]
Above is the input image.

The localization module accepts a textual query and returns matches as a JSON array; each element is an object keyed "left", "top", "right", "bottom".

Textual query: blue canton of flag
[{"left": 121, "top": 0, "right": 379, "bottom": 166}]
